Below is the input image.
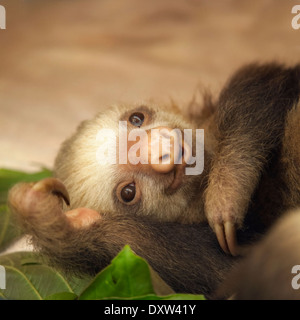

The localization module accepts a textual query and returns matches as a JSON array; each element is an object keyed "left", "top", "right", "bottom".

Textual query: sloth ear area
[
  {"left": 186, "top": 89, "right": 216, "bottom": 121},
  {"left": 65, "top": 208, "right": 102, "bottom": 229}
]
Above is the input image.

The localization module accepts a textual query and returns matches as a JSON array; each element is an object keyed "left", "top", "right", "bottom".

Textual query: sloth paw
[
  {"left": 8, "top": 178, "right": 101, "bottom": 229},
  {"left": 205, "top": 175, "right": 245, "bottom": 255},
  {"left": 214, "top": 221, "right": 239, "bottom": 256},
  {"left": 32, "top": 178, "right": 101, "bottom": 228},
  {"left": 8, "top": 177, "right": 70, "bottom": 217},
  {"left": 32, "top": 177, "right": 70, "bottom": 206},
  {"left": 206, "top": 209, "right": 241, "bottom": 256}
]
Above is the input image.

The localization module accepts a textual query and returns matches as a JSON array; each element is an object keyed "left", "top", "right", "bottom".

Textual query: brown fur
[
  {"left": 215, "top": 210, "right": 300, "bottom": 300},
  {"left": 8, "top": 181, "right": 236, "bottom": 298},
  {"left": 205, "top": 63, "right": 300, "bottom": 229},
  {"left": 8, "top": 62, "right": 300, "bottom": 298}
]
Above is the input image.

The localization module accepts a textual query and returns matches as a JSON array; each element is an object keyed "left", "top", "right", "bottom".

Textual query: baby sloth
[{"left": 8, "top": 62, "right": 300, "bottom": 297}]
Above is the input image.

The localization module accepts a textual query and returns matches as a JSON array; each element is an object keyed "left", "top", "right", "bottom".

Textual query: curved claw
[
  {"left": 224, "top": 221, "right": 239, "bottom": 256},
  {"left": 33, "top": 178, "right": 70, "bottom": 206},
  {"left": 215, "top": 224, "right": 230, "bottom": 254},
  {"left": 215, "top": 222, "right": 239, "bottom": 256}
]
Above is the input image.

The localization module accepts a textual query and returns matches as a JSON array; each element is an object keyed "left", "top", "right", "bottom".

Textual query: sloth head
[{"left": 54, "top": 102, "right": 211, "bottom": 223}]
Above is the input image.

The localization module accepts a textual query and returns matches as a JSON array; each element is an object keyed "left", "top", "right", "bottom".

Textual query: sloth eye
[
  {"left": 117, "top": 181, "right": 140, "bottom": 206},
  {"left": 120, "top": 183, "right": 136, "bottom": 203},
  {"left": 129, "top": 112, "right": 144, "bottom": 127}
]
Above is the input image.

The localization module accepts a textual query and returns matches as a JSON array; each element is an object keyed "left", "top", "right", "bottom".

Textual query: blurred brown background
[{"left": 0, "top": 0, "right": 299, "bottom": 171}]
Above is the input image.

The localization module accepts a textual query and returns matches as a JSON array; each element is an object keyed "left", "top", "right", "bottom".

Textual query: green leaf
[
  {"left": 79, "top": 245, "right": 154, "bottom": 300},
  {"left": 98, "top": 293, "right": 205, "bottom": 300},
  {"left": 0, "top": 168, "right": 52, "bottom": 204},
  {"left": 0, "top": 248, "right": 206, "bottom": 300},
  {"left": 77, "top": 245, "right": 206, "bottom": 300},
  {"left": 0, "top": 252, "right": 91, "bottom": 300},
  {"left": 0, "top": 205, "right": 22, "bottom": 251},
  {"left": 0, "top": 168, "right": 53, "bottom": 250},
  {"left": 45, "top": 292, "right": 78, "bottom": 300},
  {"left": 162, "top": 294, "right": 206, "bottom": 300}
]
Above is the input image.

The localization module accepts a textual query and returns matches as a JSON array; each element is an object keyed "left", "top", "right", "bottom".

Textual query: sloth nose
[{"left": 150, "top": 127, "right": 191, "bottom": 173}]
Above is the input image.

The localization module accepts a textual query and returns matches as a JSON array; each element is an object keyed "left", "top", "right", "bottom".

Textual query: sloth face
[{"left": 54, "top": 103, "right": 209, "bottom": 223}]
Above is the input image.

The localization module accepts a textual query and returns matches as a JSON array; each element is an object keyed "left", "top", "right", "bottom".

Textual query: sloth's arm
[
  {"left": 205, "top": 63, "right": 300, "bottom": 255},
  {"left": 8, "top": 178, "right": 234, "bottom": 297}
]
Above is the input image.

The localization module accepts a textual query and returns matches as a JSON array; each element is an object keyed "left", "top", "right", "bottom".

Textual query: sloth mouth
[
  {"left": 167, "top": 133, "right": 194, "bottom": 194},
  {"left": 167, "top": 166, "right": 185, "bottom": 194},
  {"left": 165, "top": 145, "right": 189, "bottom": 195}
]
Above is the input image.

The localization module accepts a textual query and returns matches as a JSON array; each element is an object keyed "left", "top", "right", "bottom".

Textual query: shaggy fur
[
  {"left": 216, "top": 210, "right": 300, "bottom": 300},
  {"left": 8, "top": 62, "right": 300, "bottom": 298},
  {"left": 205, "top": 63, "right": 300, "bottom": 229},
  {"left": 8, "top": 180, "right": 237, "bottom": 298},
  {"left": 54, "top": 103, "right": 210, "bottom": 224}
]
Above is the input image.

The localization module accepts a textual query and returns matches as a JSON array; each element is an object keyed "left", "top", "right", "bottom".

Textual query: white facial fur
[{"left": 54, "top": 102, "right": 206, "bottom": 223}]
